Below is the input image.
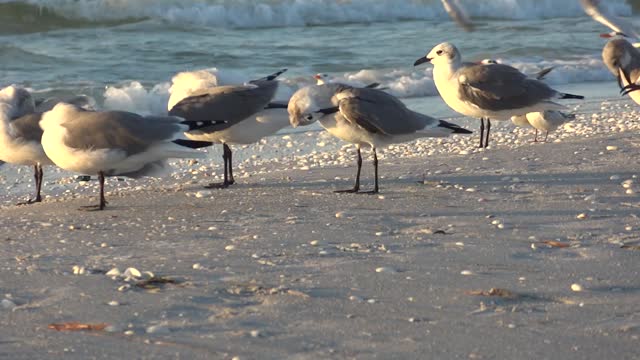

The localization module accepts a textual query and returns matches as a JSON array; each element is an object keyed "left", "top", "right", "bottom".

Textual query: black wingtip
[
  {"left": 560, "top": 93, "right": 585, "bottom": 100},
  {"left": 181, "top": 120, "right": 227, "bottom": 131},
  {"left": 439, "top": 120, "right": 473, "bottom": 134},
  {"left": 172, "top": 139, "right": 213, "bottom": 149},
  {"left": 264, "top": 102, "right": 289, "bottom": 109}
]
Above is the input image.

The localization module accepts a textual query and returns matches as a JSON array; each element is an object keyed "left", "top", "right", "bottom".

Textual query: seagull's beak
[
  {"left": 599, "top": 33, "right": 614, "bottom": 39},
  {"left": 414, "top": 57, "right": 431, "bottom": 66}
]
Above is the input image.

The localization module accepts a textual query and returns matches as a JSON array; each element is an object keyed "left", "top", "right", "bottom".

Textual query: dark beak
[{"left": 414, "top": 57, "right": 431, "bottom": 66}]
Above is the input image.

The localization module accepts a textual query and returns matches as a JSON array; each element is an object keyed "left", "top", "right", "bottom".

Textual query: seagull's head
[
  {"left": 288, "top": 84, "right": 343, "bottom": 127},
  {"left": 313, "top": 73, "right": 331, "bottom": 85},
  {"left": 0, "top": 85, "right": 35, "bottom": 118},
  {"left": 415, "top": 42, "right": 460, "bottom": 67},
  {"left": 602, "top": 38, "right": 635, "bottom": 86}
]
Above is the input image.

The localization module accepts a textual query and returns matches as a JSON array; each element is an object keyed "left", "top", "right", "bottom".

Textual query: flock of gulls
[{"left": 0, "top": 0, "right": 638, "bottom": 210}]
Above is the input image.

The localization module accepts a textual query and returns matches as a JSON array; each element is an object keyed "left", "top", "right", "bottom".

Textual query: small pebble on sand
[{"left": 571, "top": 283, "right": 584, "bottom": 292}]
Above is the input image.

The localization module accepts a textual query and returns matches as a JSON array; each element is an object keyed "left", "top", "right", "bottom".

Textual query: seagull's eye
[
  {"left": 436, "top": 50, "right": 443, "bottom": 55},
  {"left": 305, "top": 115, "right": 313, "bottom": 121}
]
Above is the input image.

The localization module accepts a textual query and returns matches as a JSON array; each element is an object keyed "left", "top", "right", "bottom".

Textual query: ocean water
[{"left": 0, "top": 0, "right": 638, "bottom": 119}]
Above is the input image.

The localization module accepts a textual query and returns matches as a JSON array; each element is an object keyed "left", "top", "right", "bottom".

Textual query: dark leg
[
  {"left": 533, "top": 129, "right": 539, "bottom": 143},
  {"left": 484, "top": 118, "right": 491, "bottom": 148},
  {"left": 17, "top": 164, "right": 43, "bottom": 205},
  {"left": 79, "top": 171, "right": 107, "bottom": 211},
  {"left": 205, "top": 144, "right": 234, "bottom": 189},
  {"left": 35, "top": 164, "right": 43, "bottom": 202},
  {"left": 335, "top": 148, "right": 362, "bottom": 193},
  {"left": 226, "top": 144, "right": 235, "bottom": 185},
  {"left": 358, "top": 148, "right": 380, "bottom": 195},
  {"left": 479, "top": 118, "right": 485, "bottom": 148},
  {"left": 544, "top": 131, "right": 549, "bottom": 142}
]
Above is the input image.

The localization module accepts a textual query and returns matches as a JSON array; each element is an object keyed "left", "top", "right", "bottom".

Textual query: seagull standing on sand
[
  {"left": 511, "top": 111, "right": 575, "bottom": 142},
  {"left": 414, "top": 42, "right": 584, "bottom": 148},
  {"left": 169, "top": 69, "right": 290, "bottom": 188},
  {"left": 288, "top": 84, "right": 472, "bottom": 193},
  {"left": 39, "top": 103, "right": 224, "bottom": 210},
  {"left": 602, "top": 38, "right": 640, "bottom": 104},
  {"left": 0, "top": 86, "right": 54, "bottom": 204}
]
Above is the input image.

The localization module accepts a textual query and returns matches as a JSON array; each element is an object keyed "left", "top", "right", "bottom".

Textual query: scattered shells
[
  {"left": 124, "top": 267, "right": 142, "bottom": 278},
  {"left": 146, "top": 324, "right": 171, "bottom": 334},
  {"left": 375, "top": 267, "right": 397, "bottom": 274},
  {"left": 72, "top": 265, "right": 85, "bottom": 275},
  {"left": 106, "top": 268, "right": 121, "bottom": 277},
  {"left": 225, "top": 245, "right": 236, "bottom": 251},
  {"left": 108, "top": 301, "right": 120, "bottom": 307},
  {"left": 460, "top": 270, "right": 474, "bottom": 276},
  {"left": 576, "top": 213, "right": 587, "bottom": 220},
  {"left": 606, "top": 145, "right": 618, "bottom": 151},
  {"left": 192, "top": 263, "right": 202, "bottom": 270},
  {"left": 118, "top": 284, "right": 131, "bottom": 292},
  {"left": 309, "top": 240, "right": 320, "bottom": 246},
  {"left": 571, "top": 283, "right": 584, "bottom": 292},
  {"left": 1, "top": 299, "right": 16, "bottom": 310}
]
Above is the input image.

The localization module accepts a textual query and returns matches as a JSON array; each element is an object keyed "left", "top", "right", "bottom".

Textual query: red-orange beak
[{"left": 313, "top": 74, "right": 322, "bottom": 80}]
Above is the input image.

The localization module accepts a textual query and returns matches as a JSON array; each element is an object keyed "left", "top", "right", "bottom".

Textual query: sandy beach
[{"left": 0, "top": 94, "right": 639, "bottom": 359}]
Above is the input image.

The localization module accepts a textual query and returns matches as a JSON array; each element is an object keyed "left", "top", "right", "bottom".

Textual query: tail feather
[
  {"left": 172, "top": 139, "right": 214, "bottom": 149},
  {"left": 438, "top": 120, "right": 473, "bottom": 134},
  {"left": 559, "top": 93, "right": 584, "bottom": 100},
  {"left": 535, "top": 66, "right": 555, "bottom": 80},
  {"left": 253, "top": 68, "right": 288, "bottom": 82}
]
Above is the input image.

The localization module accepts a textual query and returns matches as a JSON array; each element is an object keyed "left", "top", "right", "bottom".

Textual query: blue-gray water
[{"left": 0, "top": 0, "right": 637, "bottom": 117}]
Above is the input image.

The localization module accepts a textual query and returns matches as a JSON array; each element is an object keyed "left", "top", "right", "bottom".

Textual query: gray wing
[
  {"left": 337, "top": 88, "right": 435, "bottom": 135},
  {"left": 581, "top": 0, "right": 640, "bottom": 39},
  {"left": 10, "top": 113, "right": 43, "bottom": 142},
  {"left": 168, "top": 82, "right": 278, "bottom": 131},
  {"left": 441, "top": 0, "right": 474, "bottom": 32},
  {"left": 62, "top": 109, "right": 183, "bottom": 155},
  {"left": 457, "top": 64, "right": 556, "bottom": 111}
]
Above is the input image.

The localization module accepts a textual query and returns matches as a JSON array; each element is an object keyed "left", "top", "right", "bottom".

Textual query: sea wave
[{"left": 0, "top": 0, "right": 634, "bottom": 30}]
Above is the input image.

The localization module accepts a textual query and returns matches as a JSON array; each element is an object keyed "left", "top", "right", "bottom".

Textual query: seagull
[
  {"left": 0, "top": 85, "right": 54, "bottom": 204},
  {"left": 169, "top": 69, "right": 290, "bottom": 188},
  {"left": 524, "top": 111, "right": 575, "bottom": 142},
  {"left": 39, "top": 103, "right": 225, "bottom": 210},
  {"left": 441, "top": 0, "right": 474, "bottom": 32},
  {"left": 581, "top": 0, "right": 640, "bottom": 47},
  {"left": 602, "top": 38, "right": 640, "bottom": 104},
  {"left": 414, "top": 43, "right": 584, "bottom": 148},
  {"left": 288, "top": 84, "right": 472, "bottom": 194}
]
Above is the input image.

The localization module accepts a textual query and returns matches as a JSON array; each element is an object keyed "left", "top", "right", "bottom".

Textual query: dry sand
[{"left": 0, "top": 96, "right": 639, "bottom": 359}]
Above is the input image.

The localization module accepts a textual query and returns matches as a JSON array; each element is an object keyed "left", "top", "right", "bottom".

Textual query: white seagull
[
  {"left": 39, "top": 103, "right": 225, "bottom": 210},
  {"left": 288, "top": 83, "right": 472, "bottom": 193},
  {"left": 414, "top": 42, "right": 584, "bottom": 148},
  {"left": 169, "top": 69, "right": 290, "bottom": 188},
  {"left": 0, "top": 85, "right": 54, "bottom": 204},
  {"left": 441, "top": 0, "right": 474, "bottom": 32}
]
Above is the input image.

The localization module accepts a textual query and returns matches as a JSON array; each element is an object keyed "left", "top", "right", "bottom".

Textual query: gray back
[
  {"left": 457, "top": 64, "right": 556, "bottom": 111},
  {"left": 338, "top": 88, "right": 437, "bottom": 135},
  {"left": 11, "top": 113, "right": 43, "bottom": 142},
  {"left": 61, "top": 108, "right": 183, "bottom": 155},
  {"left": 169, "top": 81, "right": 278, "bottom": 132}
]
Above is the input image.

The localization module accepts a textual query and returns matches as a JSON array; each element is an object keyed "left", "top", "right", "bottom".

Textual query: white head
[
  {"left": 39, "top": 102, "right": 83, "bottom": 129},
  {"left": 313, "top": 73, "right": 332, "bottom": 85},
  {"left": 414, "top": 42, "right": 461, "bottom": 68},
  {"left": 288, "top": 84, "right": 344, "bottom": 128},
  {"left": 0, "top": 85, "right": 35, "bottom": 118}
]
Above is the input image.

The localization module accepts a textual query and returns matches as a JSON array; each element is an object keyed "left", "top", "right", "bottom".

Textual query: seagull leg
[
  {"left": 360, "top": 148, "right": 380, "bottom": 195},
  {"left": 335, "top": 147, "right": 362, "bottom": 193},
  {"left": 16, "top": 164, "right": 43, "bottom": 205},
  {"left": 226, "top": 144, "right": 235, "bottom": 185},
  {"left": 206, "top": 144, "right": 233, "bottom": 189},
  {"left": 79, "top": 171, "right": 107, "bottom": 211},
  {"left": 533, "top": 129, "right": 539, "bottom": 143},
  {"left": 479, "top": 118, "right": 485, "bottom": 148},
  {"left": 484, "top": 118, "right": 491, "bottom": 148},
  {"left": 544, "top": 131, "right": 549, "bottom": 142}
]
